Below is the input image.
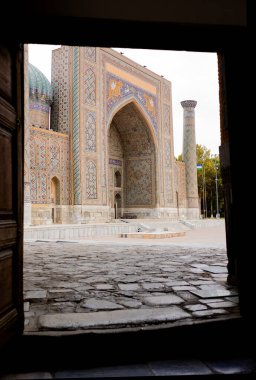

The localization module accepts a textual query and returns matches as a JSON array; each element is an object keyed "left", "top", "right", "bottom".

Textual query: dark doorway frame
[{"left": 0, "top": 2, "right": 250, "bottom": 373}]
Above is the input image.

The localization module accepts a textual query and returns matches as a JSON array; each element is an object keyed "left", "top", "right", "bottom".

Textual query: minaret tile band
[{"left": 72, "top": 46, "right": 81, "bottom": 205}]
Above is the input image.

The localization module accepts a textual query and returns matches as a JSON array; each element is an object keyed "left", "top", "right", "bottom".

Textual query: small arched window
[
  {"left": 114, "top": 171, "right": 121, "bottom": 187},
  {"left": 51, "top": 176, "right": 61, "bottom": 205}
]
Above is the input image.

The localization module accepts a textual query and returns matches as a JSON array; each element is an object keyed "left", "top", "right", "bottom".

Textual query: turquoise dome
[{"left": 28, "top": 63, "right": 52, "bottom": 104}]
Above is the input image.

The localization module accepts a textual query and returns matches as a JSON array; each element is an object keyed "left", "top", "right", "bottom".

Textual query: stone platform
[{"left": 121, "top": 231, "right": 186, "bottom": 239}]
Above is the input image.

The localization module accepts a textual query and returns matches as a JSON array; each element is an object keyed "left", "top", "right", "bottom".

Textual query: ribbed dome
[{"left": 28, "top": 63, "right": 52, "bottom": 104}]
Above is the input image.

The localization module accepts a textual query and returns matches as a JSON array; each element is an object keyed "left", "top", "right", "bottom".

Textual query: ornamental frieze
[{"left": 106, "top": 73, "right": 158, "bottom": 134}]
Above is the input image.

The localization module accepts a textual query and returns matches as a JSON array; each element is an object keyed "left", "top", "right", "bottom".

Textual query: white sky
[{"left": 28, "top": 44, "right": 220, "bottom": 157}]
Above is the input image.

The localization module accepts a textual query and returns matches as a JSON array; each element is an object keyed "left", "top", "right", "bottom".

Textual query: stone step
[
  {"left": 38, "top": 307, "right": 190, "bottom": 331},
  {"left": 121, "top": 231, "right": 186, "bottom": 239}
]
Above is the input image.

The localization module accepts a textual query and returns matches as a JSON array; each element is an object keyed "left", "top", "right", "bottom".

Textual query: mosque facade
[{"left": 24, "top": 46, "right": 199, "bottom": 225}]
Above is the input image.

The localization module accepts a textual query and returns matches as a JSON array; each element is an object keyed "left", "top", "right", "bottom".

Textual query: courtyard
[{"left": 23, "top": 220, "right": 240, "bottom": 334}]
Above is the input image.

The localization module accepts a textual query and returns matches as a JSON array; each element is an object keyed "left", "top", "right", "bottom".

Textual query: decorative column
[
  {"left": 72, "top": 46, "right": 82, "bottom": 223},
  {"left": 181, "top": 100, "right": 199, "bottom": 218},
  {"left": 24, "top": 44, "right": 32, "bottom": 226}
]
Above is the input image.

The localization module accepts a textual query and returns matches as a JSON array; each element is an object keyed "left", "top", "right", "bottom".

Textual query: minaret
[{"left": 181, "top": 100, "right": 199, "bottom": 218}]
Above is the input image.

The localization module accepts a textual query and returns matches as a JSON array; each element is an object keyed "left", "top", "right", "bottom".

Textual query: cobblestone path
[{"left": 23, "top": 229, "right": 240, "bottom": 333}]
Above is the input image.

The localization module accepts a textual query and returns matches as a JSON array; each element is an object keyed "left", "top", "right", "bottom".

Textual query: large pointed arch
[
  {"left": 107, "top": 96, "right": 158, "bottom": 149},
  {"left": 108, "top": 98, "right": 157, "bottom": 218}
]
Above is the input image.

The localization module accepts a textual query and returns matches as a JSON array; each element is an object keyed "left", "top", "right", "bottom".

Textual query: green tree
[
  {"left": 196, "top": 144, "right": 224, "bottom": 218},
  {"left": 176, "top": 145, "right": 224, "bottom": 218}
]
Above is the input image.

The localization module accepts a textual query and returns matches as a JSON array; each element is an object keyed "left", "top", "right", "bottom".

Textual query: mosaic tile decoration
[
  {"left": 72, "top": 47, "right": 81, "bottom": 204},
  {"left": 30, "top": 139, "right": 36, "bottom": 169},
  {"left": 108, "top": 123, "right": 123, "bottom": 158},
  {"left": 39, "top": 173, "right": 47, "bottom": 202},
  {"left": 106, "top": 73, "right": 158, "bottom": 134},
  {"left": 110, "top": 102, "right": 155, "bottom": 157},
  {"left": 84, "top": 47, "right": 96, "bottom": 62},
  {"left": 85, "top": 68, "right": 96, "bottom": 106},
  {"left": 30, "top": 128, "right": 70, "bottom": 205},
  {"left": 165, "top": 171, "right": 173, "bottom": 205},
  {"left": 86, "top": 161, "right": 97, "bottom": 199},
  {"left": 30, "top": 172, "right": 37, "bottom": 201},
  {"left": 85, "top": 112, "right": 96, "bottom": 152},
  {"left": 29, "top": 100, "right": 50, "bottom": 113},
  {"left": 125, "top": 158, "right": 153, "bottom": 206},
  {"left": 28, "top": 63, "right": 52, "bottom": 104},
  {"left": 165, "top": 140, "right": 171, "bottom": 168},
  {"left": 164, "top": 104, "right": 170, "bottom": 136},
  {"left": 109, "top": 158, "right": 122, "bottom": 166},
  {"left": 163, "top": 82, "right": 171, "bottom": 103},
  {"left": 50, "top": 144, "right": 60, "bottom": 170},
  {"left": 51, "top": 46, "right": 70, "bottom": 133},
  {"left": 39, "top": 141, "right": 46, "bottom": 169}
]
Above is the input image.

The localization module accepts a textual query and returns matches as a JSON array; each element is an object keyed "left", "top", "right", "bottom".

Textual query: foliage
[
  {"left": 196, "top": 144, "right": 224, "bottom": 218},
  {"left": 177, "top": 145, "right": 224, "bottom": 217}
]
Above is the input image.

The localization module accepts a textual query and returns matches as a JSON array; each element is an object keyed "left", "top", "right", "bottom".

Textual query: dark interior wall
[
  {"left": 17, "top": 0, "right": 250, "bottom": 312},
  {"left": 24, "top": 0, "right": 246, "bottom": 25},
  {"left": 0, "top": 0, "right": 253, "bottom": 372},
  {"left": 12, "top": 0, "right": 251, "bottom": 315}
]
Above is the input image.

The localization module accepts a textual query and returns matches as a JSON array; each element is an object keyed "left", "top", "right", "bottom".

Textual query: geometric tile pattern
[
  {"left": 85, "top": 68, "right": 96, "bottom": 106},
  {"left": 28, "top": 63, "right": 52, "bottom": 103},
  {"left": 165, "top": 171, "right": 172, "bottom": 205},
  {"left": 108, "top": 123, "right": 123, "bottom": 158},
  {"left": 84, "top": 47, "right": 96, "bottom": 62},
  {"left": 39, "top": 142, "right": 46, "bottom": 169},
  {"left": 26, "top": 47, "right": 194, "bottom": 220},
  {"left": 72, "top": 47, "right": 81, "bottom": 204},
  {"left": 111, "top": 103, "right": 154, "bottom": 157},
  {"left": 30, "top": 172, "right": 37, "bottom": 201},
  {"left": 39, "top": 173, "right": 47, "bottom": 202},
  {"left": 29, "top": 100, "right": 49, "bottom": 113},
  {"left": 50, "top": 144, "right": 60, "bottom": 170},
  {"left": 164, "top": 136, "right": 173, "bottom": 204},
  {"left": 51, "top": 46, "right": 70, "bottom": 133},
  {"left": 86, "top": 160, "right": 97, "bottom": 199},
  {"left": 109, "top": 158, "right": 122, "bottom": 166},
  {"left": 108, "top": 101, "right": 156, "bottom": 209},
  {"left": 30, "top": 128, "right": 70, "bottom": 205},
  {"left": 164, "top": 105, "right": 170, "bottom": 135},
  {"left": 125, "top": 159, "right": 153, "bottom": 206},
  {"left": 165, "top": 140, "right": 171, "bottom": 168},
  {"left": 85, "top": 112, "right": 96, "bottom": 152},
  {"left": 163, "top": 82, "right": 171, "bottom": 103},
  {"left": 30, "top": 139, "right": 36, "bottom": 169},
  {"left": 106, "top": 73, "right": 158, "bottom": 134}
]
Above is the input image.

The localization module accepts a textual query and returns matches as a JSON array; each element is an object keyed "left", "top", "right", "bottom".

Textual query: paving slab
[
  {"left": 81, "top": 298, "right": 124, "bottom": 310},
  {"left": 190, "top": 288, "right": 238, "bottom": 298},
  {"left": 203, "top": 266, "right": 228, "bottom": 274},
  {"left": 24, "top": 290, "right": 47, "bottom": 300},
  {"left": 143, "top": 294, "right": 184, "bottom": 305}
]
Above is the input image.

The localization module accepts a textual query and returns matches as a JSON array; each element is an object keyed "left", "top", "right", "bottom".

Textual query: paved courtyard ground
[{"left": 23, "top": 222, "right": 240, "bottom": 334}]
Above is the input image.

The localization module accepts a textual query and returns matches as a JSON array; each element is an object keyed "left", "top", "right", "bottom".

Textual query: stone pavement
[{"left": 23, "top": 223, "right": 240, "bottom": 333}]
